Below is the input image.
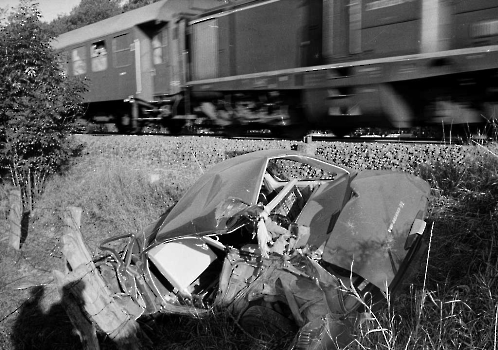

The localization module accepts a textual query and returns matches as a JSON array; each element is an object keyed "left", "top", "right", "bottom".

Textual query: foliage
[
  {"left": 0, "top": 6, "right": 7, "bottom": 20},
  {"left": 45, "top": 0, "right": 236, "bottom": 35},
  {"left": 45, "top": 0, "right": 122, "bottom": 36},
  {"left": 0, "top": 0, "right": 86, "bottom": 211},
  {"left": 121, "top": 0, "right": 162, "bottom": 12}
]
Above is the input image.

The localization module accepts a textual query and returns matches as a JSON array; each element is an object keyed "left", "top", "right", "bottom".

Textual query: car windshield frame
[{"left": 151, "top": 150, "right": 352, "bottom": 244}]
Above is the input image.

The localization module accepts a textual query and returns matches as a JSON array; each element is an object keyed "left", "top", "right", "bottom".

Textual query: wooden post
[
  {"left": 54, "top": 207, "right": 142, "bottom": 350},
  {"left": 61, "top": 207, "right": 91, "bottom": 267},
  {"left": 8, "top": 190, "right": 21, "bottom": 250},
  {"left": 53, "top": 270, "right": 100, "bottom": 350}
]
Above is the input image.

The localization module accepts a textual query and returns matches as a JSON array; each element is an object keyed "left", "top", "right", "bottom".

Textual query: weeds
[
  {"left": 34, "top": 155, "right": 199, "bottom": 254},
  {"left": 1, "top": 136, "right": 497, "bottom": 349},
  {"left": 350, "top": 144, "right": 498, "bottom": 350}
]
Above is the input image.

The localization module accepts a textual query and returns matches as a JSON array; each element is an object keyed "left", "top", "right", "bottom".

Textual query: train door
[
  {"left": 133, "top": 26, "right": 154, "bottom": 101},
  {"left": 112, "top": 32, "right": 135, "bottom": 98},
  {"left": 301, "top": 0, "right": 323, "bottom": 67},
  {"left": 191, "top": 18, "right": 219, "bottom": 80},
  {"left": 167, "top": 21, "right": 185, "bottom": 96},
  {"left": 88, "top": 39, "right": 110, "bottom": 102},
  {"left": 322, "top": 0, "right": 349, "bottom": 62},
  {"left": 152, "top": 26, "right": 172, "bottom": 96}
]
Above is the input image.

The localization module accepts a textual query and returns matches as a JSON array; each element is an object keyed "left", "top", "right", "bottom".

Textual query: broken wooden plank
[
  {"left": 55, "top": 207, "right": 142, "bottom": 350},
  {"left": 61, "top": 206, "right": 92, "bottom": 268}
]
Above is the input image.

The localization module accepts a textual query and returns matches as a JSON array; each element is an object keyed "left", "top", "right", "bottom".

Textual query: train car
[
  {"left": 187, "top": 0, "right": 498, "bottom": 137},
  {"left": 52, "top": 0, "right": 222, "bottom": 133},
  {"left": 54, "top": 0, "right": 498, "bottom": 137},
  {"left": 187, "top": 0, "right": 324, "bottom": 137}
]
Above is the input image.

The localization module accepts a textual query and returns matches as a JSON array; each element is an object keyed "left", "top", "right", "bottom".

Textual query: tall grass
[
  {"left": 350, "top": 144, "right": 498, "bottom": 349},
  {"left": 32, "top": 155, "right": 202, "bottom": 254},
  {"left": 1, "top": 136, "right": 497, "bottom": 349}
]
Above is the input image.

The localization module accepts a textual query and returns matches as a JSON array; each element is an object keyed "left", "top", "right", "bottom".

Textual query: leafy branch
[{"left": 0, "top": 0, "right": 87, "bottom": 212}]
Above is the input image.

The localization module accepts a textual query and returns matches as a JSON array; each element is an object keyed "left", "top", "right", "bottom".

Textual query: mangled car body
[{"left": 96, "top": 149, "right": 430, "bottom": 349}]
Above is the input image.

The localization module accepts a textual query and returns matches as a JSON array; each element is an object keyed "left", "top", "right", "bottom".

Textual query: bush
[{"left": 0, "top": 1, "right": 86, "bottom": 212}]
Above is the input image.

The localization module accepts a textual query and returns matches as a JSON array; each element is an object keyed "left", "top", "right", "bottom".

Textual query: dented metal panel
[{"left": 323, "top": 171, "right": 430, "bottom": 293}]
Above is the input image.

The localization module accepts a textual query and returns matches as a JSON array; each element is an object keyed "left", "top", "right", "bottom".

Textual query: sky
[{"left": 0, "top": 0, "right": 81, "bottom": 22}]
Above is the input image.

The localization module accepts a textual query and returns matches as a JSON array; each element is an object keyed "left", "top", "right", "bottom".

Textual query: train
[{"left": 53, "top": 0, "right": 498, "bottom": 137}]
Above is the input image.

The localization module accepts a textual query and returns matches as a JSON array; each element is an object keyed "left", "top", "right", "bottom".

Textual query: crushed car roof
[{"left": 152, "top": 149, "right": 352, "bottom": 242}]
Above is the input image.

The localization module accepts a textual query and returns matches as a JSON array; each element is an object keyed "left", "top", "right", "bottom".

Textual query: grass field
[{"left": 0, "top": 135, "right": 497, "bottom": 349}]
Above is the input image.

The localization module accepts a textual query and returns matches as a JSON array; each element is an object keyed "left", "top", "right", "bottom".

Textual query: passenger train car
[{"left": 53, "top": 0, "right": 498, "bottom": 137}]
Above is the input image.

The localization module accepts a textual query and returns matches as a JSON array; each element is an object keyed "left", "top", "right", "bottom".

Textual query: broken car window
[{"left": 267, "top": 158, "right": 337, "bottom": 182}]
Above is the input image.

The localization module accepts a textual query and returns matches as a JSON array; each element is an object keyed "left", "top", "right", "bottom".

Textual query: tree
[
  {"left": 0, "top": 0, "right": 87, "bottom": 211},
  {"left": 121, "top": 0, "right": 161, "bottom": 12},
  {"left": 46, "top": 0, "right": 122, "bottom": 36},
  {"left": 42, "top": 14, "right": 72, "bottom": 36}
]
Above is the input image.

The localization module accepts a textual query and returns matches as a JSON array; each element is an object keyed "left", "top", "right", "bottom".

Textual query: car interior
[{"left": 145, "top": 157, "right": 350, "bottom": 308}]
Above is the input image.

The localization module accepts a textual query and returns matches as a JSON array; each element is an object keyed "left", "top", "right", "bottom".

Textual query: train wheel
[{"left": 113, "top": 113, "right": 130, "bottom": 133}]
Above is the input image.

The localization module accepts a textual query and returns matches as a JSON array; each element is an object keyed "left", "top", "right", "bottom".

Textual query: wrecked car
[{"left": 96, "top": 149, "right": 430, "bottom": 349}]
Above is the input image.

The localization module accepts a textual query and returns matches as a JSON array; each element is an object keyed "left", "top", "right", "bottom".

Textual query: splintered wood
[{"left": 52, "top": 206, "right": 141, "bottom": 350}]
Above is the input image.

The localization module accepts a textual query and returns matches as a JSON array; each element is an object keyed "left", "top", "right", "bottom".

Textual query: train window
[
  {"left": 113, "top": 33, "right": 131, "bottom": 67},
  {"left": 72, "top": 46, "right": 87, "bottom": 76},
  {"left": 58, "top": 51, "right": 69, "bottom": 76},
  {"left": 267, "top": 159, "right": 337, "bottom": 182},
  {"left": 152, "top": 30, "right": 168, "bottom": 65},
  {"left": 91, "top": 40, "right": 108, "bottom": 72}
]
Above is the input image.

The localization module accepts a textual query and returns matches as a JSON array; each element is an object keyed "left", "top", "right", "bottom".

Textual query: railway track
[
  {"left": 77, "top": 130, "right": 468, "bottom": 145},
  {"left": 307, "top": 134, "right": 465, "bottom": 144},
  {"left": 78, "top": 115, "right": 485, "bottom": 144}
]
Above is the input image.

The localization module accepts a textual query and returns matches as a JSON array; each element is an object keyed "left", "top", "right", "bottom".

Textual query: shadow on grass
[
  {"left": 10, "top": 285, "right": 294, "bottom": 350},
  {"left": 10, "top": 285, "right": 119, "bottom": 350},
  {"left": 11, "top": 286, "right": 80, "bottom": 350}
]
